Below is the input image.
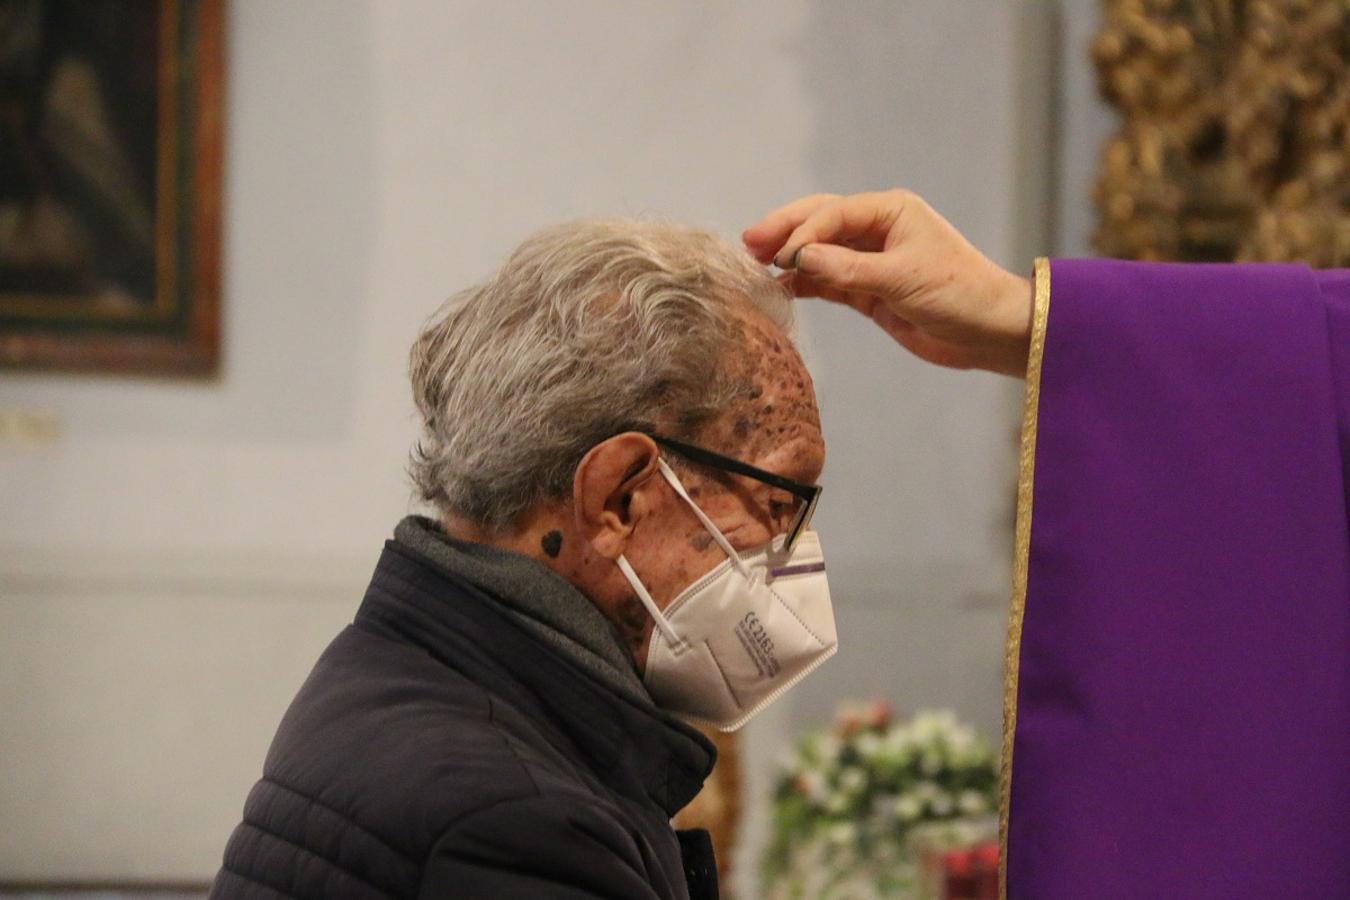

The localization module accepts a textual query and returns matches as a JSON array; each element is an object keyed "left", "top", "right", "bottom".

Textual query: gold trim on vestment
[{"left": 999, "top": 258, "right": 1050, "bottom": 900}]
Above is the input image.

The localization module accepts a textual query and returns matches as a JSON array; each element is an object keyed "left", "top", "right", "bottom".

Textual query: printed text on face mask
[{"left": 734, "top": 611, "right": 781, "bottom": 678}]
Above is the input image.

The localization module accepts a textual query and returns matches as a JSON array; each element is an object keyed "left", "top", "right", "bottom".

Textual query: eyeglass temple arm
[{"left": 648, "top": 434, "right": 819, "bottom": 502}]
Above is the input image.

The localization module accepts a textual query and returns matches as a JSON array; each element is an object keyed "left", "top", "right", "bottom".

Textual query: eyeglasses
[{"left": 648, "top": 433, "right": 822, "bottom": 553}]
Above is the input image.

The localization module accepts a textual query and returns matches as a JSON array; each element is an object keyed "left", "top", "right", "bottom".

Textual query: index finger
[
  {"left": 741, "top": 193, "right": 839, "bottom": 264},
  {"left": 773, "top": 190, "right": 910, "bottom": 269}
]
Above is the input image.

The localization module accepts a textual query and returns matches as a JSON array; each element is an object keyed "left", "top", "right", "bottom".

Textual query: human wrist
[{"left": 980, "top": 270, "right": 1033, "bottom": 377}]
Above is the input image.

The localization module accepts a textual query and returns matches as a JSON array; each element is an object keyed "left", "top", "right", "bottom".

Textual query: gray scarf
[{"left": 393, "top": 515, "right": 651, "bottom": 706}]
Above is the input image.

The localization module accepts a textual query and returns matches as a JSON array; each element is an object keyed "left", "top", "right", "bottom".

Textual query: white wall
[{"left": 0, "top": 1, "right": 1054, "bottom": 892}]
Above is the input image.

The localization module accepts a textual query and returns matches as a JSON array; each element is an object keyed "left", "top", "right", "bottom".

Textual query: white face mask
[{"left": 616, "top": 459, "right": 838, "bottom": 731}]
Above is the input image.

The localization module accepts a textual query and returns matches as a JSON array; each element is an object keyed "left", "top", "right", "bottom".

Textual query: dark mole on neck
[{"left": 541, "top": 530, "right": 563, "bottom": 558}]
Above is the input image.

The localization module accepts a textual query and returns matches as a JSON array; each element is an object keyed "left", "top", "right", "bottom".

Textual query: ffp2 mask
[{"left": 617, "top": 459, "right": 838, "bottom": 731}]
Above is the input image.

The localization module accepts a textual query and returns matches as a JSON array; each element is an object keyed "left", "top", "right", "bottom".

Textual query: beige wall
[{"left": 0, "top": 2, "right": 1055, "bottom": 894}]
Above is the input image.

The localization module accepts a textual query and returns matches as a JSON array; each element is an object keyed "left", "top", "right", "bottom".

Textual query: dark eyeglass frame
[{"left": 648, "top": 433, "right": 822, "bottom": 553}]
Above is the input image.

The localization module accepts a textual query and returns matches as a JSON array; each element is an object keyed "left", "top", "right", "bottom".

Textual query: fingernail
[
  {"left": 790, "top": 245, "right": 808, "bottom": 271},
  {"left": 774, "top": 245, "right": 801, "bottom": 269}
]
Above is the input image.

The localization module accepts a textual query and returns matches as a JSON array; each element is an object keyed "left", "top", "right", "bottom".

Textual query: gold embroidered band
[{"left": 999, "top": 257, "right": 1050, "bottom": 899}]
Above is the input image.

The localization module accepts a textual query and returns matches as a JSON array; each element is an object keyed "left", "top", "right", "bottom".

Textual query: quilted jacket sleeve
[{"left": 417, "top": 794, "right": 667, "bottom": 900}]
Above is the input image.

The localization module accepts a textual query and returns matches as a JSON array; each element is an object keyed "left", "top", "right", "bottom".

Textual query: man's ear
[{"left": 573, "top": 432, "right": 663, "bottom": 560}]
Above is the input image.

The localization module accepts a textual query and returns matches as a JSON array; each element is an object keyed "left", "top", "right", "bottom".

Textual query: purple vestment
[{"left": 1002, "top": 259, "right": 1350, "bottom": 898}]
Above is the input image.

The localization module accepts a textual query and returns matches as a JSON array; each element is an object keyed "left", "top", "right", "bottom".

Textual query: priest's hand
[{"left": 742, "top": 189, "right": 1034, "bottom": 377}]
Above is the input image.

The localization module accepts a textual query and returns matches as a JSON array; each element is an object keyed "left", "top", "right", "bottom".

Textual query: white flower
[
  {"left": 837, "top": 766, "right": 866, "bottom": 795},
  {"left": 855, "top": 731, "right": 882, "bottom": 758},
  {"left": 824, "top": 789, "right": 849, "bottom": 814},
  {"left": 948, "top": 725, "right": 977, "bottom": 753},
  {"left": 958, "top": 790, "right": 988, "bottom": 816},
  {"left": 885, "top": 723, "right": 913, "bottom": 750},
  {"left": 796, "top": 770, "right": 827, "bottom": 805},
  {"left": 827, "top": 822, "right": 858, "bottom": 846},
  {"left": 919, "top": 748, "right": 944, "bottom": 776},
  {"left": 910, "top": 710, "right": 948, "bottom": 743},
  {"left": 930, "top": 791, "right": 955, "bottom": 816},
  {"left": 913, "top": 780, "right": 941, "bottom": 801},
  {"left": 896, "top": 793, "right": 924, "bottom": 821}
]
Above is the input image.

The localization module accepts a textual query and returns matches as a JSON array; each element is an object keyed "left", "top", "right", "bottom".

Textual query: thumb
[{"left": 795, "top": 243, "right": 895, "bottom": 299}]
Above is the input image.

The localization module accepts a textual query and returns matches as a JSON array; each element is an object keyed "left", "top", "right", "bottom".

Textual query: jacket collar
[
  {"left": 392, "top": 515, "right": 649, "bottom": 704},
  {"left": 355, "top": 539, "right": 716, "bottom": 817}
]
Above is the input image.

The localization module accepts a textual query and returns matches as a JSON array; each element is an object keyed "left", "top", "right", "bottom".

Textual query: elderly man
[{"left": 211, "top": 220, "right": 836, "bottom": 900}]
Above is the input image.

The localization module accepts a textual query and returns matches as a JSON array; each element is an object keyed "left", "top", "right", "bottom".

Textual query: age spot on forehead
[{"left": 699, "top": 310, "right": 821, "bottom": 461}]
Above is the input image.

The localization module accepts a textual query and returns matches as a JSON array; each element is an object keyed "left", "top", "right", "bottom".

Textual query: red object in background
[{"left": 943, "top": 842, "right": 999, "bottom": 900}]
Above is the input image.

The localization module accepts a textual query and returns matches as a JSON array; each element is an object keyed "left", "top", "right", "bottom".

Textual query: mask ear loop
[
  {"left": 656, "top": 459, "right": 751, "bottom": 577},
  {"left": 616, "top": 555, "right": 686, "bottom": 651},
  {"left": 613, "top": 457, "right": 750, "bottom": 655}
]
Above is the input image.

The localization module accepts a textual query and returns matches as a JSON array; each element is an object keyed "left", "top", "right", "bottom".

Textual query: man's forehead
[{"left": 701, "top": 309, "right": 823, "bottom": 473}]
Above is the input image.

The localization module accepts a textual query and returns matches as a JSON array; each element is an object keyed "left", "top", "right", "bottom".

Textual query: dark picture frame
[{"left": 0, "top": 0, "right": 224, "bottom": 376}]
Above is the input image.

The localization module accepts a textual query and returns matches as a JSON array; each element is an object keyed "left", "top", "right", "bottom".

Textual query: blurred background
[{"left": 5, "top": 0, "right": 1340, "bottom": 897}]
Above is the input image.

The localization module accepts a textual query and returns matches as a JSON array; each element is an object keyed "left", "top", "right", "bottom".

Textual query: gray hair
[{"left": 409, "top": 218, "right": 794, "bottom": 531}]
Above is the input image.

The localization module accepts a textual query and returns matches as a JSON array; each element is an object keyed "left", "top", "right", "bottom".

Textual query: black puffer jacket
[{"left": 210, "top": 539, "right": 718, "bottom": 899}]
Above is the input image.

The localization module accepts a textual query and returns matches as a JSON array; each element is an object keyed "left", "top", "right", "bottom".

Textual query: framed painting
[{"left": 0, "top": 0, "right": 223, "bottom": 376}]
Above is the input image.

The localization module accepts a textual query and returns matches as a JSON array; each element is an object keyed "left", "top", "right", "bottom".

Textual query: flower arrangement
[{"left": 763, "top": 701, "right": 999, "bottom": 899}]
